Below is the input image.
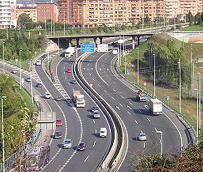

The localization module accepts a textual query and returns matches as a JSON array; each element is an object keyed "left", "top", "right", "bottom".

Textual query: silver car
[
  {"left": 138, "top": 132, "right": 147, "bottom": 141},
  {"left": 62, "top": 139, "right": 72, "bottom": 149}
]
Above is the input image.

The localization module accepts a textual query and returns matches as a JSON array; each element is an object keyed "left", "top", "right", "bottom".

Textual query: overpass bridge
[{"left": 48, "top": 32, "right": 153, "bottom": 49}]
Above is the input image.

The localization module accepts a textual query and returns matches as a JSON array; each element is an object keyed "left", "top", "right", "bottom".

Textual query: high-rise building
[
  {"left": 16, "top": 6, "right": 37, "bottom": 22},
  {"left": 57, "top": 0, "right": 203, "bottom": 27},
  {"left": 0, "top": 0, "right": 17, "bottom": 29}
]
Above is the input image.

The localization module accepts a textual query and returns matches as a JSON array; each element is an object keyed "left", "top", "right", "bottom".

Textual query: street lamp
[
  {"left": 19, "top": 50, "right": 22, "bottom": 89},
  {"left": 156, "top": 130, "right": 163, "bottom": 158},
  {"left": 178, "top": 59, "right": 182, "bottom": 114},
  {"left": 194, "top": 88, "right": 199, "bottom": 144},
  {"left": 137, "top": 47, "right": 139, "bottom": 85},
  {"left": 2, "top": 42, "right": 5, "bottom": 74},
  {"left": 153, "top": 54, "right": 156, "bottom": 97},
  {"left": 1, "top": 95, "right": 6, "bottom": 172},
  {"left": 30, "top": 59, "right": 33, "bottom": 103}
]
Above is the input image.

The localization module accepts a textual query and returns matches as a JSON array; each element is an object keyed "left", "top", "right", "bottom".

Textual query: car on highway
[
  {"left": 11, "top": 70, "right": 17, "bottom": 74},
  {"left": 93, "top": 111, "right": 100, "bottom": 119},
  {"left": 45, "top": 91, "right": 51, "bottom": 99},
  {"left": 35, "top": 82, "right": 42, "bottom": 88},
  {"left": 35, "top": 59, "right": 42, "bottom": 66},
  {"left": 56, "top": 118, "right": 63, "bottom": 126},
  {"left": 67, "top": 68, "right": 71, "bottom": 73},
  {"left": 62, "top": 139, "right": 72, "bottom": 149},
  {"left": 26, "top": 77, "right": 31, "bottom": 82},
  {"left": 55, "top": 96, "right": 62, "bottom": 101},
  {"left": 54, "top": 131, "right": 62, "bottom": 139},
  {"left": 70, "top": 80, "right": 77, "bottom": 84},
  {"left": 99, "top": 128, "right": 107, "bottom": 137},
  {"left": 77, "top": 142, "right": 86, "bottom": 151},
  {"left": 91, "top": 106, "right": 99, "bottom": 113},
  {"left": 138, "top": 132, "right": 147, "bottom": 141}
]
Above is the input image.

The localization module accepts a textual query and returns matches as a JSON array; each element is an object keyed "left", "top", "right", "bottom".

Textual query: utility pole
[
  {"left": 195, "top": 88, "right": 199, "bottom": 144},
  {"left": 58, "top": 37, "right": 60, "bottom": 55},
  {"left": 178, "top": 59, "right": 182, "bottom": 114},
  {"left": 153, "top": 54, "right": 156, "bottom": 97},
  {"left": 51, "top": 14, "right": 53, "bottom": 36},
  {"left": 64, "top": 12, "right": 66, "bottom": 36},
  {"left": 198, "top": 73, "right": 201, "bottom": 132},
  {"left": 2, "top": 42, "right": 5, "bottom": 74},
  {"left": 191, "top": 44, "right": 193, "bottom": 89},
  {"left": 30, "top": 59, "right": 33, "bottom": 103},
  {"left": 137, "top": 47, "right": 139, "bottom": 85},
  {"left": 19, "top": 50, "right": 22, "bottom": 89}
]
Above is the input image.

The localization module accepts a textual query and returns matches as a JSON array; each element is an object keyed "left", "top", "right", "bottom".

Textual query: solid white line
[
  {"left": 134, "top": 120, "right": 138, "bottom": 124},
  {"left": 84, "top": 156, "right": 89, "bottom": 162}
]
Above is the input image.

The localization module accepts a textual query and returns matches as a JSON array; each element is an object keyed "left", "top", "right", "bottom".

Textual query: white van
[
  {"left": 99, "top": 128, "right": 107, "bottom": 137},
  {"left": 35, "top": 59, "right": 42, "bottom": 66}
]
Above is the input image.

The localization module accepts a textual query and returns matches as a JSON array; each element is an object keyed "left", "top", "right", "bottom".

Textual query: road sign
[
  {"left": 126, "top": 69, "right": 130, "bottom": 76},
  {"left": 81, "top": 44, "right": 95, "bottom": 52},
  {"left": 118, "top": 39, "right": 124, "bottom": 44},
  {"left": 97, "top": 44, "right": 108, "bottom": 52}
]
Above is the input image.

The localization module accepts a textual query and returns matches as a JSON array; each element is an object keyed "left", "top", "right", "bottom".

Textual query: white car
[
  {"left": 138, "top": 132, "right": 147, "bottom": 141},
  {"left": 45, "top": 91, "right": 51, "bottom": 99},
  {"left": 11, "top": 70, "right": 17, "bottom": 74},
  {"left": 35, "top": 59, "right": 42, "bottom": 66},
  {"left": 62, "top": 139, "right": 72, "bottom": 149},
  {"left": 93, "top": 112, "right": 100, "bottom": 119},
  {"left": 99, "top": 128, "right": 107, "bottom": 137}
]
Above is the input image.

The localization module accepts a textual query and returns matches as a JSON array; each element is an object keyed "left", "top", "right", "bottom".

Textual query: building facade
[
  {"left": 36, "top": 3, "right": 57, "bottom": 23},
  {"left": 16, "top": 6, "right": 37, "bottom": 22},
  {"left": 0, "top": 0, "right": 17, "bottom": 29},
  {"left": 58, "top": 0, "right": 203, "bottom": 27}
]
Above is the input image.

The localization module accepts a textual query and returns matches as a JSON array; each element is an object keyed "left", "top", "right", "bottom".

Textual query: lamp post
[
  {"left": 178, "top": 59, "right": 182, "bottom": 114},
  {"left": 194, "top": 88, "right": 199, "bottom": 144},
  {"left": 137, "top": 47, "right": 139, "bottom": 85},
  {"left": 19, "top": 50, "right": 22, "bottom": 89},
  {"left": 2, "top": 42, "right": 5, "bottom": 74},
  {"left": 30, "top": 59, "right": 33, "bottom": 103},
  {"left": 156, "top": 130, "right": 163, "bottom": 158},
  {"left": 153, "top": 54, "right": 156, "bottom": 97},
  {"left": 1, "top": 95, "right": 6, "bottom": 172}
]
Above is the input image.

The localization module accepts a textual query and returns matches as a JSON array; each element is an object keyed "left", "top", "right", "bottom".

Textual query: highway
[{"left": 79, "top": 50, "right": 191, "bottom": 171}]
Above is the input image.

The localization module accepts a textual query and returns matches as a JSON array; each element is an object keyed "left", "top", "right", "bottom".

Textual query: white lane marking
[
  {"left": 89, "top": 60, "right": 92, "bottom": 62},
  {"left": 139, "top": 110, "right": 142, "bottom": 113},
  {"left": 93, "top": 141, "right": 96, "bottom": 147},
  {"left": 93, "top": 119, "right": 95, "bottom": 123},
  {"left": 144, "top": 105, "right": 148, "bottom": 109},
  {"left": 116, "top": 106, "right": 120, "bottom": 110},
  {"left": 147, "top": 118, "right": 150, "bottom": 122},
  {"left": 121, "top": 95, "right": 124, "bottom": 98},
  {"left": 89, "top": 73, "right": 91, "bottom": 75},
  {"left": 104, "top": 90, "right": 107, "bottom": 93},
  {"left": 127, "top": 111, "right": 131, "bottom": 115},
  {"left": 119, "top": 103, "right": 123, "bottom": 107},
  {"left": 84, "top": 156, "right": 89, "bottom": 162},
  {"left": 92, "top": 78, "right": 95, "bottom": 81},
  {"left": 111, "top": 96, "right": 115, "bottom": 100},
  {"left": 134, "top": 120, "right": 138, "bottom": 124},
  {"left": 64, "top": 71, "right": 66, "bottom": 74},
  {"left": 107, "top": 68, "right": 109, "bottom": 71},
  {"left": 64, "top": 66, "right": 65, "bottom": 69},
  {"left": 91, "top": 68, "right": 93, "bottom": 70},
  {"left": 98, "top": 84, "right": 101, "bottom": 87},
  {"left": 83, "top": 67, "right": 86, "bottom": 70},
  {"left": 155, "top": 127, "right": 157, "bottom": 132},
  {"left": 127, "top": 105, "right": 132, "bottom": 109},
  {"left": 129, "top": 102, "right": 133, "bottom": 106},
  {"left": 113, "top": 89, "right": 116, "bottom": 92},
  {"left": 99, "top": 68, "right": 101, "bottom": 71},
  {"left": 144, "top": 142, "right": 146, "bottom": 148},
  {"left": 87, "top": 64, "right": 90, "bottom": 66}
]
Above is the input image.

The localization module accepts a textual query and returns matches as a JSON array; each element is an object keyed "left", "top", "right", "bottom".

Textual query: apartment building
[
  {"left": 16, "top": 6, "right": 37, "bottom": 22},
  {"left": 58, "top": 0, "right": 203, "bottom": 27},
  {"left": 0, "top": 0, "right": 17, "bottom": 29},
  {"left": 36, "top": 3, "right": 58, "bottom": 22}
]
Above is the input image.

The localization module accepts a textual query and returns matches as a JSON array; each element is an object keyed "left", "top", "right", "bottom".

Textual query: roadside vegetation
[{"left": 0, "top": 74, "right": 37, "bottom": 160}]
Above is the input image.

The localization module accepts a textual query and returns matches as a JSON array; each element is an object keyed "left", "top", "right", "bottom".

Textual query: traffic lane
[
  {"left": 57, "top": 57, "right": 111, "bottom": 171},
  {"left": 94, "top": 52, "right": 182, "bottom": 152},
  {"left": 35, "top": 62, "right": 83, "bottom": 170}
]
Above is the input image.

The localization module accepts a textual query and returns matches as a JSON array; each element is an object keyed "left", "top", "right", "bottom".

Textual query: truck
[
  {"left": 149, "top": 98, "right": 162, "bottom": 115},
  {"left": 112, "top": 49, "right": 118, "bottom": 55},
  {"left": 72, "top": 90, "right": 85, "bottom": 108},
  {"left": 136, "top": 90, "right": 148, "bottom": 102},
  {"left": 65, "top": 47, "right": 75, "bottom": 58}
]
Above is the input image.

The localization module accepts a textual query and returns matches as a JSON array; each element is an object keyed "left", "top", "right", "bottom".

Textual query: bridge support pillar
[
  {"left": 137, "top": 36, "right": 140, "bottom": 46},
  {"left": 99, "top": 37, "right": 103, "bottom": 44},
  {"left": 132, "top": 36, "right": 136, "bottom": 49},
  {"left": 93, "top": 37, "right": 97, "bottom": 48},
  {"left": 76, "top": 38, "right": 80, "bottom": 48}
]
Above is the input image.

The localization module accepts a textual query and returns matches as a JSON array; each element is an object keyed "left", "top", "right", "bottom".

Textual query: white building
[{"left": 0, "top": 0, "right": 17, "bottom": 29}]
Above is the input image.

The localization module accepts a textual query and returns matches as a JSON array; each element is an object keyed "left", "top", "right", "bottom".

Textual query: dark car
[
  {"left": 35, "top": 83, "right": 42, "bottom": 88},
  {"left": 70, "top": 80, "right": 77, "bottom": 84},
  {"left": 54, "top": 131, "right": 62, "bottom": 139},
  {"left": 77, "top": 142, "right": 86, "bottom": 151}
]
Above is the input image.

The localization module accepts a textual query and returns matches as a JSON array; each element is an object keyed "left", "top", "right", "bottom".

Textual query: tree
[
  {"left": 186, "top": 11, "right": 194, "bottom": 25},
  {"left": 194, "top": 13, "right": 202, "bottom": 25},
  {"left": 17, "top": 13, "right": 32, "bottom": 30}
]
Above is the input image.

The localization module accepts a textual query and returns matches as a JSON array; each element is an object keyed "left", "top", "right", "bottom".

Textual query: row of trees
[{"left": 0, "top": 31, "right": 45, "bottom": 61}]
